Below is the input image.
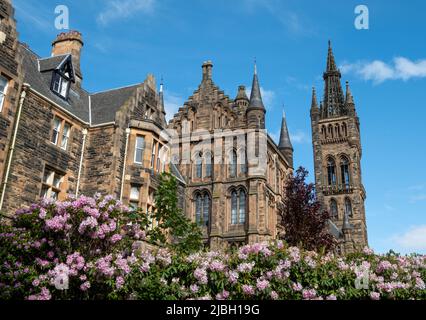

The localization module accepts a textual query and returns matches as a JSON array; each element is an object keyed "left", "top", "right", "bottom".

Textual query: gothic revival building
[
  {"left": 310, "top": 42, "right": 368, "bottom": 253},
  {"left": 168, "top": 61, "right": 293, "bottom": 249},
  {"left": 0, "top": 0, "right": 368, "bottom": 252}
]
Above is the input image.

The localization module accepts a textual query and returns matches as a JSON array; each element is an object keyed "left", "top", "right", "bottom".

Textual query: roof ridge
[
  {"left": 38, "top": 53, "right": 70, "bottom": 61},
  {"left": 90, "top": 83, "right": 142, "bottom": 96}
]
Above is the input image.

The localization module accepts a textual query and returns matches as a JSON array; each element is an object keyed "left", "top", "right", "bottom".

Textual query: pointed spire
[
  {"left": 279, "top": 108, "right": 293, "bottom": 151},
  {"left": 248, "top": 60, "right": 265, "bottom": 111},
  {"left": 326, "top": 40, "right": 338, "bottom": 73},
  {"left": 323, "top": 40, "right": 344, "bottom": 118},
  {"left": 345, "top": 81, "right": 354, "bottom": 105},
  {"left": 311, "top": 86, "right": 319, "bottom": 110}
]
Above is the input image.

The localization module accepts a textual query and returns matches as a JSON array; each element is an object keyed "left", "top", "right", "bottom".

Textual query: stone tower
[{"left": 310, "top": 41, "right": 368, "bottom": 253}]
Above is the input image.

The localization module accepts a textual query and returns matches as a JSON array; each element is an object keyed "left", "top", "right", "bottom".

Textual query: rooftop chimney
[
  {"left": 52, "top": 31, "right": 84, "bottom": 86},
  {"left": 202, "top": 60, "right": 213, "bottom": 81}
]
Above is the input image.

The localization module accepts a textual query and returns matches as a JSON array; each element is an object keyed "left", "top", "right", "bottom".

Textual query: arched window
[
  {"left": 195, "top": 192, "right": 210, "bottom": 227},
  {"left": 205, "top": 152, "right": 212, "bottom": 178},
  {"left": 340, "top": 157, "right": 350, "bottom": 186},
  {"left": 330, "top": 199, "right": 338, "bottom": 219},
  {"left": 327, "top": 158, "right": 337, "bottom": 186},
  {"left": 231, "top": 189, "right": 247, "bottom": 225},
  {"left": 230, "top": 150, "right": 237, "bottom": 178},
  {"left": 345, "top": 198, "right": 353, "bottom": 218},
  {"left": 195, "top": 152, "right": 202, "bottom": 178}
]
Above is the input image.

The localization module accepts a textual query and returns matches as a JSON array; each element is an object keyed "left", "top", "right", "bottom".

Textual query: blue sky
[{"left": 12, "top": 0, "right": 426, "bottom": 254}]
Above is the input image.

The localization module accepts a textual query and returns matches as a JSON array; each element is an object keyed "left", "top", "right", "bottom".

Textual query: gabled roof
[
  {"left": 38, "top": 54, "right": 70, "bottom": 72},
  {"left": 90, "top": 84, "right": 140, "bottom": 125}
]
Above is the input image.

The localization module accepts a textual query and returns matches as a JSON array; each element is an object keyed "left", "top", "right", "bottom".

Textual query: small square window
[{"left": 41, "top": 167, "right": 65, "bottom": 200}]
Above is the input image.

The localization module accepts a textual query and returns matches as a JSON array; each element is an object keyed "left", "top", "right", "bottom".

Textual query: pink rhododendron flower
[{"left": 242, "top": 285, "right": 254, "bottom": 296}]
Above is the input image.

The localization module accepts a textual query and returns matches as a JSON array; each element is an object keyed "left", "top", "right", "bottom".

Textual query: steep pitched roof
[
  {"left": 90, "top": 84, "right": 140, "bottom": 125},
  {"left": 38, "top": 54, "right": 70, "bottom": 72}
]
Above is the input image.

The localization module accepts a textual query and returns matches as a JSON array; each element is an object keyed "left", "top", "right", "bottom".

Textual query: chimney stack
[
  {"left": 202, "top": 60, "right": 213, "bottom": 81},
  {"left": 52, "top": 31, "right": 84, "bottom": 86}
]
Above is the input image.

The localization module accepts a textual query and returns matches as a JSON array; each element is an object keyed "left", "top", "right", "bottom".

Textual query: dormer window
[
  {"left": 50, "top": 56, "right": 75, "bottom": 100},
  {"left": 52, "top": 72, "right": 70, "bottom": 98}
]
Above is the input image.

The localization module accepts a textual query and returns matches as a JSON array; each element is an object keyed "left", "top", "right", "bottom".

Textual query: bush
[{"left": 0, "top": 196, "right": 425, "bottom": 300}]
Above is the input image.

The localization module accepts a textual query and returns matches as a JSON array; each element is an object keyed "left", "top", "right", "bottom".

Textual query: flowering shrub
[
  {"left": 0, "top": 196, "right": 425, "bottom": 300},
  {"left": 0, "top": 194, "right": 147, "bottom": 300}
]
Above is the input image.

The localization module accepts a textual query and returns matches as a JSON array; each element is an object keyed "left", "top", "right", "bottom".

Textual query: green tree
[{"left": 149, "top": 172, "right": 202, "bottom": 254}]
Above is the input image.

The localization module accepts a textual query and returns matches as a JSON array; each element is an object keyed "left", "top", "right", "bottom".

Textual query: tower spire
[
  {"left": 323, "top": 40, "right": 344, "bottom": 118},
  {"left": 248, "top": 60, "right": 265, "bottom": 111},
  {"left": 345, "top": 81, "right": 354, "bottom": 105},
  {"left": 158, "top": 77, "right": 166, "bottom": 125},
  {"left": 278, "top": 106, "right": 294, "bottom": 167},
  {"left": 279, "top": 109, "right": 293, "bottom": 151}
]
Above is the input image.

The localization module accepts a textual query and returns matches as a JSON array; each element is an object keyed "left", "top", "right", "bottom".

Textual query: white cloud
[
  {"left": 410, "top": 194, "right": 426, "bottom": 203},
  {"left": 164, "top": 91, "right": 184, "bottom": 122},
  {"left": 97, "top": 0, "right": 155, "bottom": 26},
  {"left": 392, "top": 225, "right": 426, "bottom": 252},
  {"left": 341, "top": 57, "right": 426, "bottom": 84}
]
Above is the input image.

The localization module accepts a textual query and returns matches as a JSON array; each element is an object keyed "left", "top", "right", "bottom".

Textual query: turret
[
  {"left": 278, "top": 110, "right": 293, "bottom": 167},
  {"left": 246, "top": 62, "right": 266, "bottom": 129}
]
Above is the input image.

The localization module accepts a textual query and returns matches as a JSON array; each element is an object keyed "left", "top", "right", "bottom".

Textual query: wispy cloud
[
  {"left": 409, "top": 194, "right": 426, "bottom": 203},
  {"left": 241, "top": 0, "right": 314, "bottom": 36},
  {"left": 341, "top": 57, "right": 426, "bottom": 84},
  {"left": 392, "top": 225, "right": 426, "bottom": 252},
  {"left": 13, "top": 0, "right": 53, "bottom": 33},
  {"left": 97, "top": 0, "right": 155, "bottom": 26}
]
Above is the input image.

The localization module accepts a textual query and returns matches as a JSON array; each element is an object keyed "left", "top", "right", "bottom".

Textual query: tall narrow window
[
  {"left": 41, "top": 167, "right": 64, "bottom": 200},
  {"left": 134, "top": 136, "right": 145, "bottom": 164},
  {"left": 156, "top": 143, "right": 162, "bottom": 172},
  {"left": 51, "top": 117, "right": 61, "bottom": 145},
  {"left": 60, "top": 123, "right": 71, "bottom": 150},
  {"left": 203, "top": 195, "right": 210, "bottom": 227},
  {"left": 150, "top": 141, "right": 156, "bottom": 169},
  {"left": 195, "top": 152, "right": 202, "bottom": 178},
  {"left": 231, "top": 189, "right": 247, "bottom": 225},
  {"left": 195, "top": 192, "right": 210, "bottom": 227},
  {"left": 330, "top": 199, "right": 338, "bottom": 219},
  {"left": 345, "top": 198, "right": 353, "bottom": 218},
  {"left": 327, "top": 158, "right": 337, "bottom": 186},
  {"left": 341, "top": 157, "right": 350, "bottom": 186},
  {"left": 231, "top": 191, "right": 238, "bottom": 224},
  {"left": 239, "top": 191, "right": 246, "bottom": 224},
  {"left": 230, "top": 150, "right": 237, "bottom": 178},
  {"left": 0, "top": 75, "right": 8, "bottom": 112},
  {"left": 129, "top": 186, "right": 140, "bottom": 210}
]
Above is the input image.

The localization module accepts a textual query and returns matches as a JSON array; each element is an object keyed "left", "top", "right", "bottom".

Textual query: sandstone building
[{"left": 0, "top": 0, "right": 367, "bottom": 252}]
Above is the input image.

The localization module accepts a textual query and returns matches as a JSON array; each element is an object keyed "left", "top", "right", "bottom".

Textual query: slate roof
[
  {"left": 90, "top": 84, "right": 140, "bottom": 125},
  {"left": 20, "top": 43, "right": 140, "bottom": 126}
]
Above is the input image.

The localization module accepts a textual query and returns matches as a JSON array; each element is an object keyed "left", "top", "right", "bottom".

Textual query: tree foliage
[{"left": 279, "top": 167, "right": 336, "bottom": 252}]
